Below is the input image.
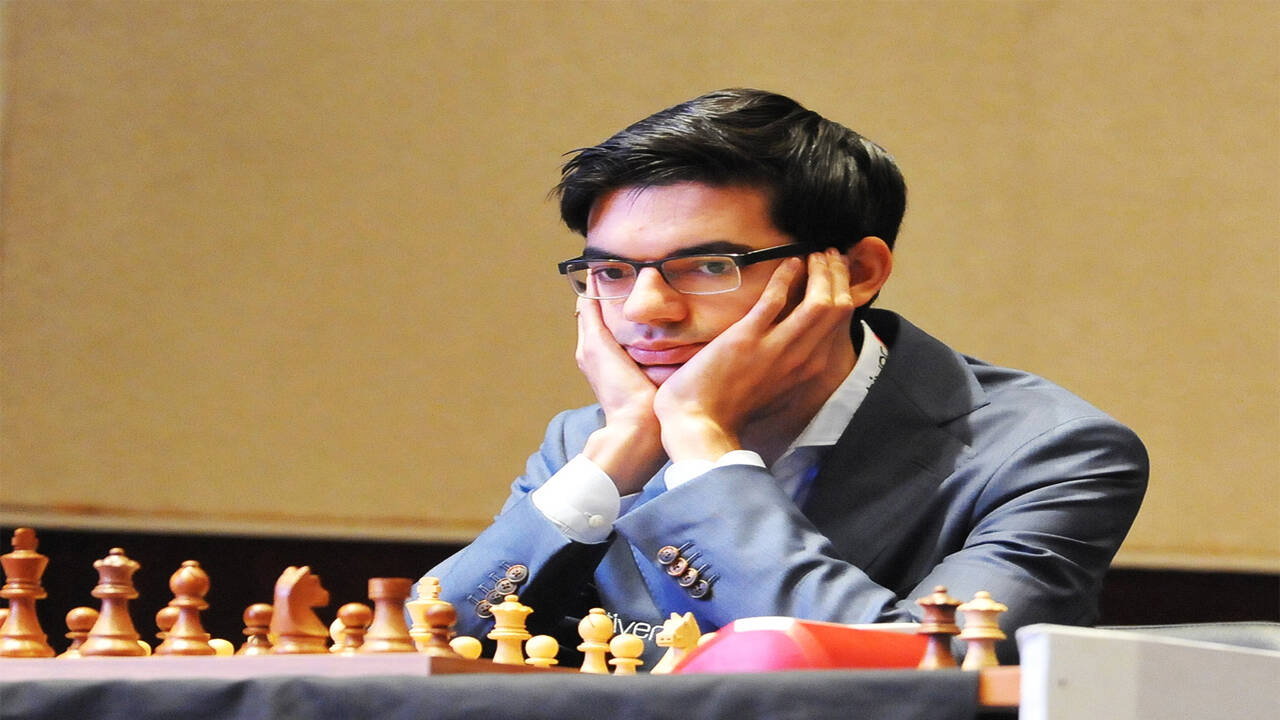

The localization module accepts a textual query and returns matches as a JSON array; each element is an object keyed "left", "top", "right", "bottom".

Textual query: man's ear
[{"left": 845, "top": 236, "right": 893, "bottom": 307}]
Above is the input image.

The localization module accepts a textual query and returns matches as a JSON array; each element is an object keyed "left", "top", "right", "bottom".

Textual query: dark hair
[{"left": 555, "top": 88, "right": 907, "bottom": 251}]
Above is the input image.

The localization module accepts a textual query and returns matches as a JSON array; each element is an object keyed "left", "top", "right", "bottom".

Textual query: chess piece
[
  {"left": 209, "top": 638, "right": 235, "bottom": 656},
  {"left": 407, "top": 576, "right": 460, "bottom": 657},
  {"left": 58, "top": 607, "right": 99, "bottom": 658},
  {"left": 0, "top": 527, "right": 55, "bottom": 657},
  {"left": 155, "top": 604, "right": 179, "bottom": 640},
  {"left": 916, "top": 585, "right": 962, "bottom": 669},
  {"left": 609, "top": 633, "right": 644, "bottom": 675},
  {"left": 359, "top": 578, "right": 416, "bottom": 653},
  {"left": 415, "top": 576, "right": 442, "bottom": 603},
  {"left": 406, "top": 577, "right": 438, "bottom": 651},
  {"left": 421, "top": 598, "right": 462, "bottom": 658},
  {"left": 156, "top": 561, "right": 216, "bottom": 655},
  {"left": 237, "top": 603, "right": 273, "bottom": 655},
  {"left": 80, "top": 547, "right": 147, "bottom": 656},
  {"left": 449, "top": 635, "right": 483, "bottom": 660},
  {"left": 958, "top": 590, "right": 1007, "bottom": 670},
  {"left": 524, "top": 634, "right": 559, "bottom": 668},
  {"left": 332, "top": 602, "right": 372, "bottom": 655},
  {"left": 651, "top": 611, "right": 700, "bottom": 674},
  {"left": 488, "top": 594, "right": 532, "bottom": 665},
  {"left": 576, "top": 607, "right": 613, "bottom": 674},
  {"left": 269, "top": 566, "right": 331, "bottom": 654},
  {"left": 328, "top": 616, "right": 346, "bottom": 650}
]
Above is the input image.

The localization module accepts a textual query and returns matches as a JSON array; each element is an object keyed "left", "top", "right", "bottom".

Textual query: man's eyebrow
[{"left": 580, "top": 240, "right": 756, "bottom": 261}]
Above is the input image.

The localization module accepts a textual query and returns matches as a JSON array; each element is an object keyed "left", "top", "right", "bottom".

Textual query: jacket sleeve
[
  {"left": 423, "top": 407, "right": 611, "bottom": 641},
  {"left": 612, "top": 413, "right": 1148, "bottom": 661}
]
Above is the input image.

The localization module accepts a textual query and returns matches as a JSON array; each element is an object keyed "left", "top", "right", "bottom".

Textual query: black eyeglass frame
[{"left": 557, "top": 243, "right": 818, "bottom": 299}]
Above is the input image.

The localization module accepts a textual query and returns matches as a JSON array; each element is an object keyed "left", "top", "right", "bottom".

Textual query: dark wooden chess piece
[
  {"left": 155, "top": 560, "right": 215, "bottom": 656},
  {"left": 237, "top": 603, "right": 274, "bottom": 655},
  {"left": 269, "top": 566, "right": 330, "bottom": 654},
  {"left": 406, "top": 576, "right": 461, "bottom": 658},
  {"left": 59, "top": 606, "right": 100, "bottom": 658},
  {"left": 0, "top": 527, "right": 55, "bottom": 657},
  {"left": 359, "top": 577, "right": 416, "bottom": 653},
  {"left": 80, "top": 547, "right": 147, "bottom": 656},
  {"left": 155, "top": 604, "right": 179, "bottom": 641},
  {"left": 916, "top": 585, "right": 962, "bottom": 669},
  {"left": 420, "top": 600, "right": 463, "bottom": 658},
  {"left": 332, "top": 602, "right": 372, "bottom": 655}
]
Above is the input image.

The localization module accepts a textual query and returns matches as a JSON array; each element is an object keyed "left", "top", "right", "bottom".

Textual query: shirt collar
[
  {"left": 769, "top": 321, "right": 888, "bottom": 503},
  {"left": 788, "top": 320, "right": 889, "bottom": 452}
]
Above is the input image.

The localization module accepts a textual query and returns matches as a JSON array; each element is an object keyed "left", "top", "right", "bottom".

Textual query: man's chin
[{"left": 641, "top": 365, "right": 681, "bottom": 385}]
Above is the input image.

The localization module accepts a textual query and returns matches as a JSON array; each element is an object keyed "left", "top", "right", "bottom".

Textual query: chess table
[
  {"left": 7, "top": 625, "right": 1278, "bottom": 720},
  {"left": 0, "top": 654, "right": 1016, "bottom": 720}
]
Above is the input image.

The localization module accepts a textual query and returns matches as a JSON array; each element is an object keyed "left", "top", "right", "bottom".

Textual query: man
[{"left": 424, "top": 89, "right": 1147, "bottom": 665}]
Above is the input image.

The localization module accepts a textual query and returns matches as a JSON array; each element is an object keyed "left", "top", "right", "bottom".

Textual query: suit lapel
[{"left": 802, "top": 311, "right": 988, "bottom": 592}]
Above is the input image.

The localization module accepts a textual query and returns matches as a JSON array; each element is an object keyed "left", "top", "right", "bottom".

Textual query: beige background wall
[{"left": 2, "top": 0, "right": 1276, "bottom": 572}]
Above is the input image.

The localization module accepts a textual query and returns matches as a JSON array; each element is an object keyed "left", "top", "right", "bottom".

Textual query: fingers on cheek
[{"left": 791, "top": 293, "right": 856, "bottom": 333}]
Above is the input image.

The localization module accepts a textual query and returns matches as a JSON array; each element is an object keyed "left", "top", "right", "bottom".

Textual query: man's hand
[
  {"left": 652, "top": 248, "right": 859, "bottom": 463},
  {"left": 574, "top": 296, "right": 667, "bottom": 494}
]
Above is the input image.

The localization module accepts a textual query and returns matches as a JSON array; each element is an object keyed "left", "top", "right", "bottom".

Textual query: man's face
[{"left": 584, "top": 182, "right": 795, "bottom": 385}]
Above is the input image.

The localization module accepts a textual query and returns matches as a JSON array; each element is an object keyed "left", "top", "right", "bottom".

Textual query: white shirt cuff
[
  {"left": 530, "top": 454, "right": 621, "bottom": 544},
  {"left": 664, "top": 449, "right": 766, "bottom": 490}
]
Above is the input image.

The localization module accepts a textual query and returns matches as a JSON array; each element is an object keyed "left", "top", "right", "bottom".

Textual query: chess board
[
  {"left": 0, "top": 525, "right": 1019, "bottom": 711},
  {"left": 0, "top": 652, "right": 568, "bottom": 681}
]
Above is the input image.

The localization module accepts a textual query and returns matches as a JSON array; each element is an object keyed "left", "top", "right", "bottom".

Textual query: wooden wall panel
[{"left": 2, "top": 1, "right": 1276, "bottom": 571}]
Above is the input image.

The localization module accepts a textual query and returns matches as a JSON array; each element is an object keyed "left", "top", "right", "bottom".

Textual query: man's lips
[{"left": 624, "top": 343, "right": 704, "bottom": 366}]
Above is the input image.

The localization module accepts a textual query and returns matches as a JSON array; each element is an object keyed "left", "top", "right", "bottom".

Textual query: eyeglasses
[{"left": 557, "top": 244, "right": 813, "bottom": 300}]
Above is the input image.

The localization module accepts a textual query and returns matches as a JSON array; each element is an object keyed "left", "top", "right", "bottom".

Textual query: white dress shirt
[{"left": 532, "top": 322, "right": 888, "bottom": 543}]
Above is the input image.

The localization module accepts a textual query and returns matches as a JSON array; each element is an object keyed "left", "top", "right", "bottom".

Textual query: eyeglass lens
[{"left": 567, "top": 256, "right": 742, "bottom": 299}]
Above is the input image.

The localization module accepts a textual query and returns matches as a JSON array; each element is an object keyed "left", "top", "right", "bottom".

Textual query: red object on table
[{"left": 673, "top": 617, "right": 928, "bottom": 674}]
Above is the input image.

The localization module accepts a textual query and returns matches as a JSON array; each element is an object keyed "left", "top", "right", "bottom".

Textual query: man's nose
[{"left": 622, "top": 267, "right": 687, "bottom": 324}]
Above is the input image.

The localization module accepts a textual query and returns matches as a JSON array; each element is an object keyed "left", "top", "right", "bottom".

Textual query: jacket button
[
  {"left": 666, "top": 556, "right": 689, "bottom": 576},
  {"left": 504, "top": 564, "right": 529, "bottom": 583},
  {"left": 689, "top": 578, "right": 712, "bottom": 599},
  {"left": 474, "top": 599, "right": 494, "bottom": 618},
  {"left": 678, "top": 566, "right": 700, "bottom": 587},
  {"left": 656, "top": 546, "right": 680, "bottom": 565}
]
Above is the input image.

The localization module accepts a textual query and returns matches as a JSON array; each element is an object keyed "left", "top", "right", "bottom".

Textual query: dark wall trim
[{"left": 3, "top": 528, "right": 1276, "bottom": 655}]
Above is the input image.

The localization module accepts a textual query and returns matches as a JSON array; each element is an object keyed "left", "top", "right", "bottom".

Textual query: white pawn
[
  {"left": 525, "top": 634, "right": 559, "bottom": 668},
  {"left": 609, "top": 633, "right": 644, "bottom": 675},
  {"left": 209, "top": 638, "right": 235, "bottom": 656},
  {"left": 449, "top": 635, "right": 482, "bottom": 660},
  {"left": 576, "top": 607, "right": 613, "bottom": 674}
]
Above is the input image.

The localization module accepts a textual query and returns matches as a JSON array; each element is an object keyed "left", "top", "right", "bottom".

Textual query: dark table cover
[{"left": 1, "top": 668, "right": 989, "bottom": 720}]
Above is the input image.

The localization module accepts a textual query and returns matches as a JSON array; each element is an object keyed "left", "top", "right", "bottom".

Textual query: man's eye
[
  {"left": 691, "top": 259, "right": 733, "bottom": 276},
  {"left": 588, "top": 265, "right": 631, "bottom": 282}
]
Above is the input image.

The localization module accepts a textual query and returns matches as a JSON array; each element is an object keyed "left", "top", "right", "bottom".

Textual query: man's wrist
[
  {"left": 583, "top": 423, "right": 664, "bottom": 495},
  {"left": 659, "top": 416, "right": 740, "bottom": 463}
]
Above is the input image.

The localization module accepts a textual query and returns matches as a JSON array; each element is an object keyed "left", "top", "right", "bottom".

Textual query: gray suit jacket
[{"left": 427, "top": 310, "right": 1148, "bottom": 663}]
